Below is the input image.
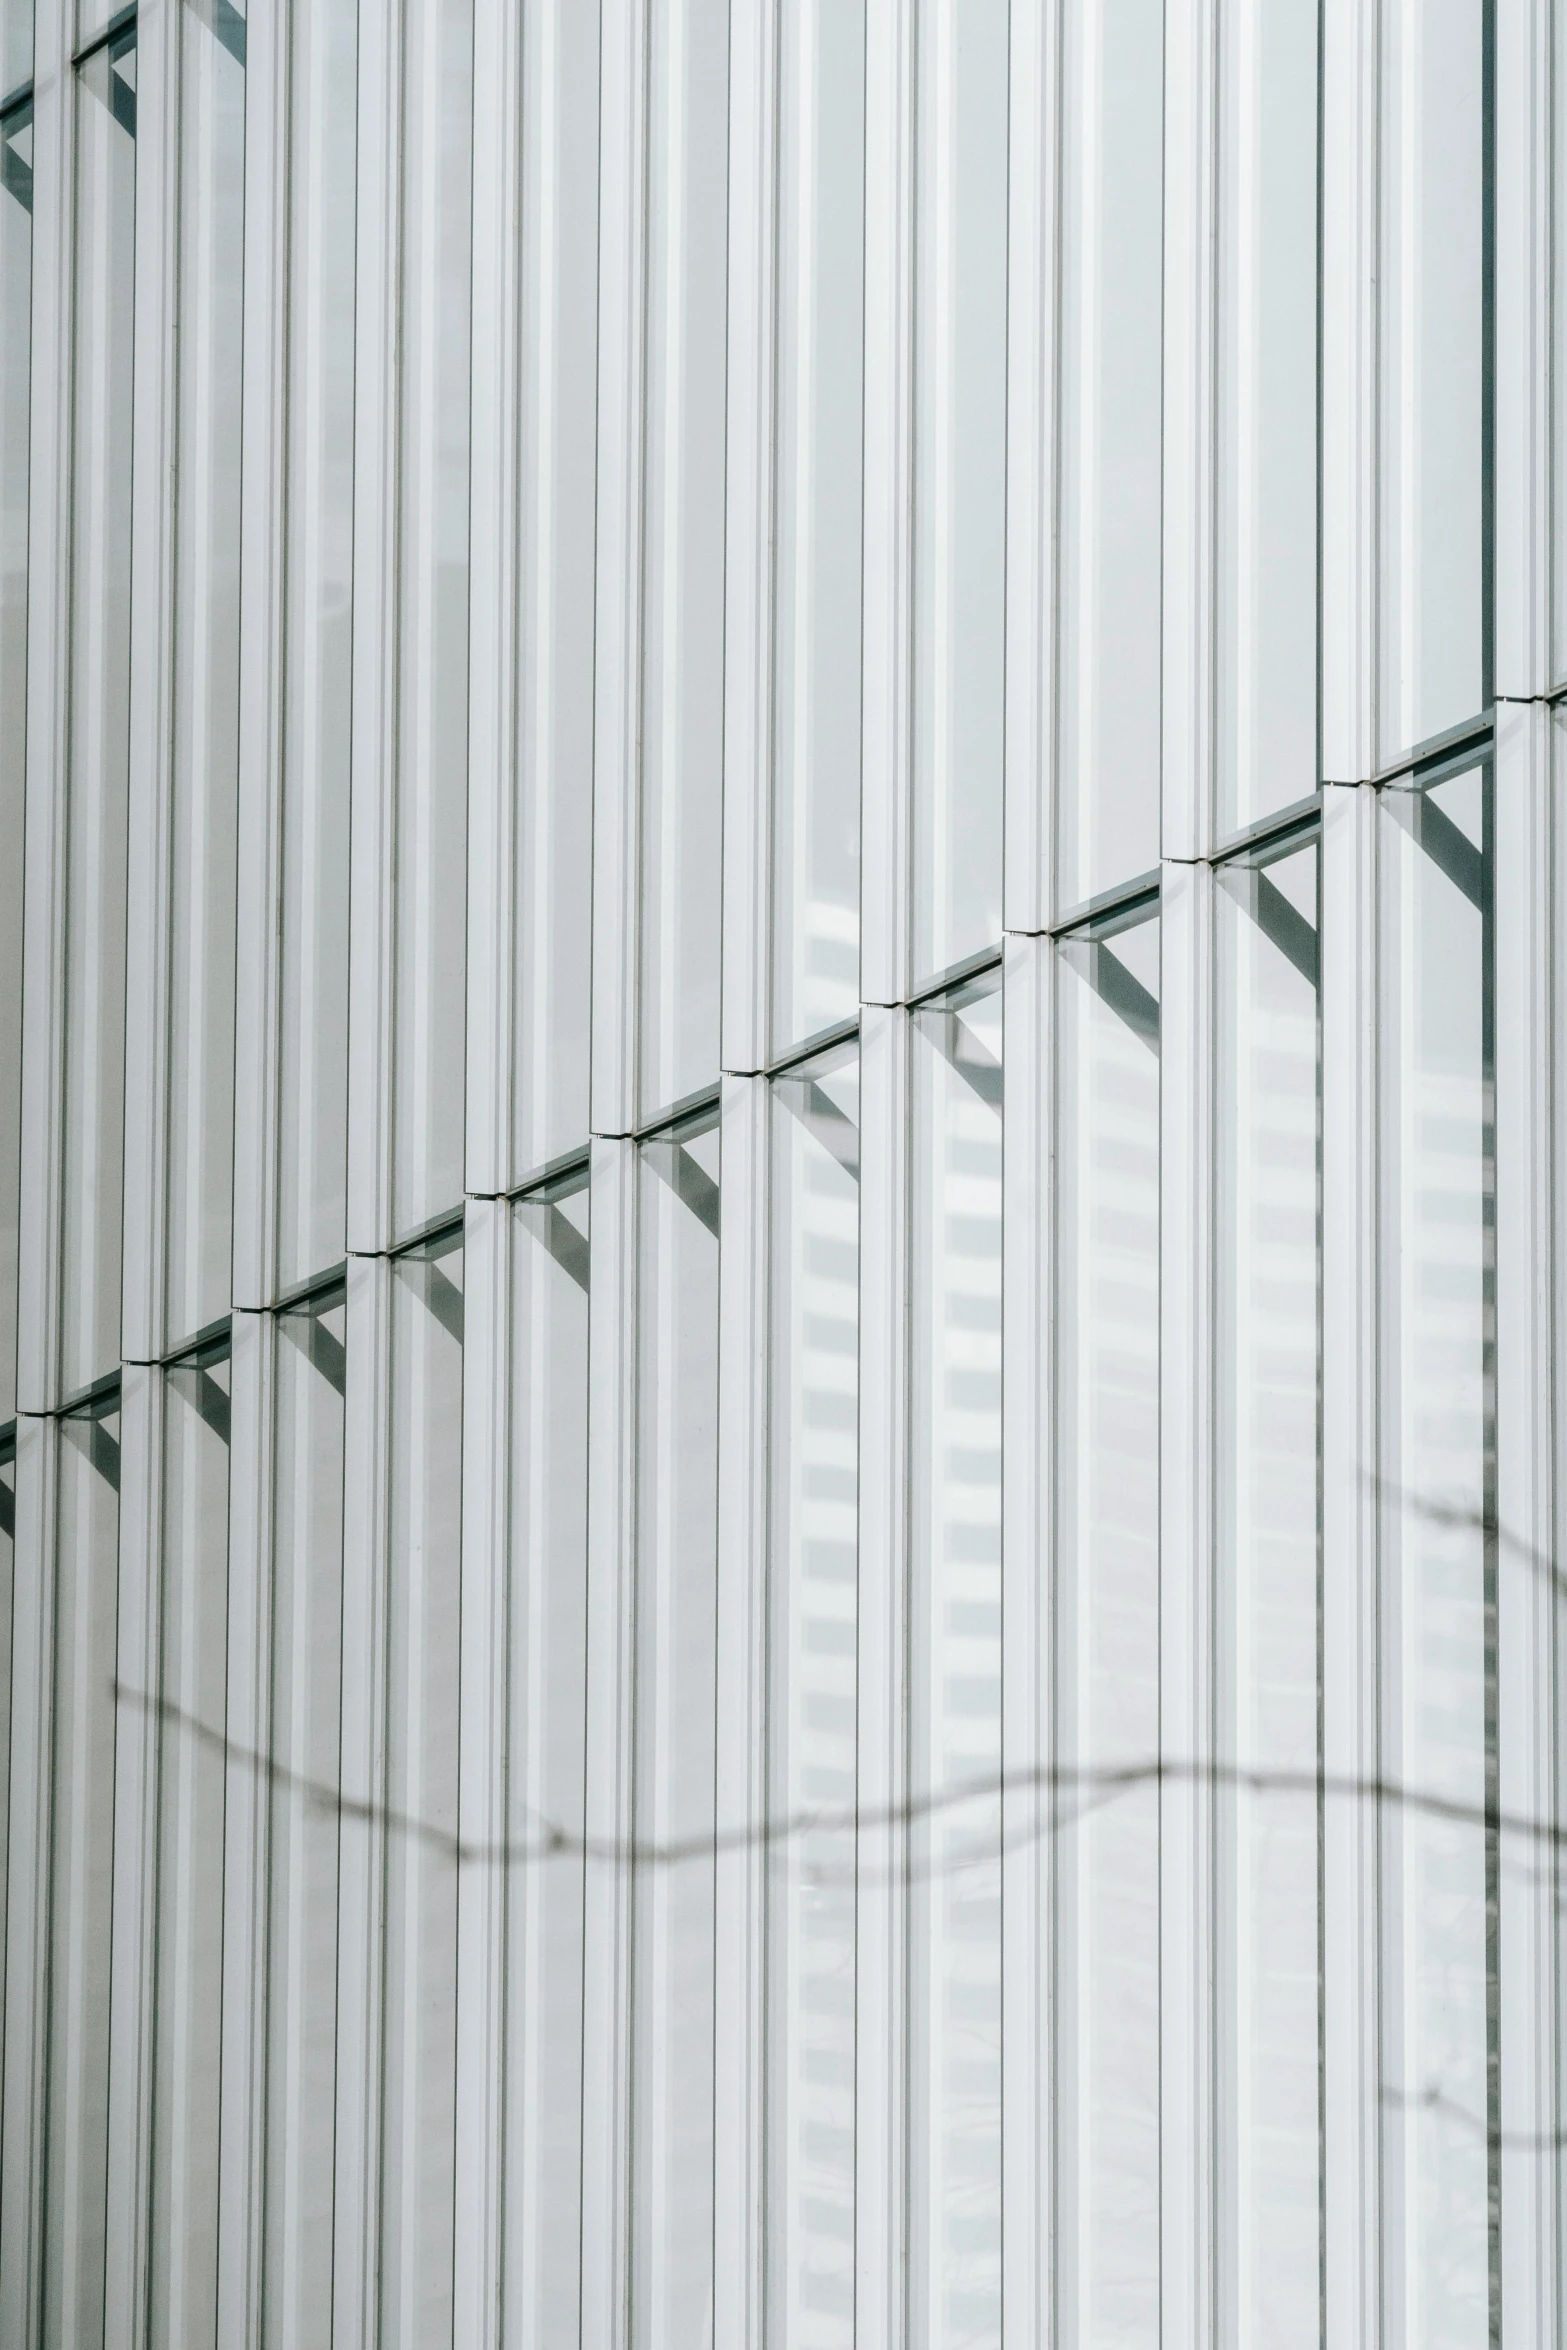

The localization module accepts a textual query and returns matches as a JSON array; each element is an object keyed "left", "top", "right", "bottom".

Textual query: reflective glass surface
[
  {"left": 909, "top": 971, "right": 1003, "bottom": 2347},
  {"left": 0, "top": 90, "right": 29, "bottom": 1417},
  {"left": 766, "top": 1046, "right": 859, "bottom": 2343},
  {"left": 1055, "top": 904, "right": 1160, "bottom": 2344}
]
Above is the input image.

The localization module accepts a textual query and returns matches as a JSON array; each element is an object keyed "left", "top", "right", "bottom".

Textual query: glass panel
[
  {"left": 1055, "top": 903, "right": 1160, "bottom": 2344},
  {"left": 637, "top": 0, "right": 728, "bottom": 1116},
  {"left": 382, "top": 1229, "right": 465, "bottom": 2349},
  {"left": 1215, "top": 839, "right": 1321, "bottom": 2346},
  {"left": 502, "top": 1173, "right": 590, "bottom": 2342},
  {"left": 0, "top": 93, "right": 30, "bottom": 1420},
  {"left": 770, "top": 0, "right": 863, "bottom": 1051},
  {"left": 391, "top": 0, "right": 472, "bottom": 1231},
  {"left": 42, "top": 1395, "right": 120, "bottom": 2350},
  {"left": 0, "top": 1431, "right": 11, "bottom": 2046},
  {"left": 264, "top": 1288, "right": 346, "bottom": 2350},
  {"left": 1056, "top": 1, "right": 1163, "bottom": 910},
  {"left": 1377, "top": 763, "right": 1494, "bottom": 2345},
  {"left": 509, "top": 1, "right": 598, "bottom": 1174},
  {"left": 632, "top": 1108, "right": 720, "bottom": 2346},
  {"left": 1376, "top": 1, "right": 1485, "bottom": 763},
  {"left": 909, "top": 971, "right": 1003, "bottom": 2348},
  {"left": 150, "top": 1346, "right": 231, "bottom": 2350},
  {"left": 60, "top": 30, "right": 136, "bottom": 1394},
  {"left": 1215, "top": 2, "right": 1318, "bottom": 836},
  {"left": 910, "top": 0, "right": 1006, "bottom": 983},
  {"left": 1, "top": 0, "right": 29, "bottom": 98},
  {"left": 164, "top": 0, "right": 245, "bottom": 1343},
  {"left": 765, "top": 1045, "right": 858, "bottom": 2343},
  {"left": 276, "top": 0, "right": 356, "bottom": 1288}
]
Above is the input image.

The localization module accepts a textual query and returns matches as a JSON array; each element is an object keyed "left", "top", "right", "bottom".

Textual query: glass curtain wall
[{"left": 0, "top": 64, "right": 29, "bottom": 1419}]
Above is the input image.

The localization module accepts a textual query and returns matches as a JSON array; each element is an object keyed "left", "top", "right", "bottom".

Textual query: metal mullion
[
  {"left": 120, "top": 0, "right": 182, "bottom": 1366},
  {"left": 330, "top": 1251, "right": 393, "bottom": 2348},
  {"left": 231, "top": 0, "right": 290, "bottom": 1310},
  {"left": 859, "top": 0, "right": 915, "bottom": 1008},
  {"left": 998, "top": 933, "right": 1053, "bottom": 2349},
  {"left": 102, "top": 1362, "right": 163, "bottom": 2350},
  {"left": 589, "top": 0, "right": 650, "bottom": 1140},
  {"left": 16, "top": 0, "right": 79, "bottom": 1412},
  {"left": 1161, "top": 0, "right": 1219, "bottom": 864},
  {"left": 854, "top": 1001, "right": 911, "bottom": 2350},
  {"left": 452, "top": 1193, "right": 510, "bottom": 2348},
  {"left": 579, "top": 1134, "right": 638, "bottom": 2350},
  {"left": 720, "top": 0, "right": 779, "bottom": 1077},
  {"left": 712, "top": 1074, "right": 770, "bottom": 2350},
  {"left": 1494, "top": 0, "right": 1552, "bottom": 696}
]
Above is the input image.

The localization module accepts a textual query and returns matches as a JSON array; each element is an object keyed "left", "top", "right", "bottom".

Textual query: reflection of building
[{"left": 0, "top": 8, "right": 1559, "bottom": 2350}]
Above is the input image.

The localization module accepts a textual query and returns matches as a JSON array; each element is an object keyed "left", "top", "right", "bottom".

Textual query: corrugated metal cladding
[{"left": 0, "top": 2, "right": 1561, "bottom": 2346}]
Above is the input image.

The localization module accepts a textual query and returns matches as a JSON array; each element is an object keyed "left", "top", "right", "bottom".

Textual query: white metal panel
[
  {"left": 1494, "top": 701, "right": 1559, "bottom": 2350},
  {"left": 1158, "top": 858, "right": 1216, "bottom": 2350},
  {"left": 232, "top": 0, "right": 290, "bottom": 1309},
  {"left": 712, "top": 1073, "right": 769, "bottom": 2349},
  {"left": 1161, "top": 0, "right": 1217, "bottom": 861},
  {"left": 1494, "top": 0, "right": 1552, "bottom": 700},
  {"left": 580, "top": 1136, "right": 637, "bottom": 2350},
  {"left": 1320, "top": 779, "right": 1381, "bottom": 2350},
  {"left": 103, "top": 1364, "right": 162, "bottom": 2350},
  {"left": 119, "top": 0, "right": 181, "bottom": 1365},
  {"left": 999, "top": 933, "right": 1053, "bottom": 2347},
  {"left": 331, "top": 1253, "right": 392, "bottom": 2350},
  {"left": 854, "top": 1001, "right": 910, "bottom": 2350},
  {"left": 859, "top": 0, "right": 914, "bottom": 1006},
  {"left": 1320, "top": 0, "right": 1378, "bottom": 784}
]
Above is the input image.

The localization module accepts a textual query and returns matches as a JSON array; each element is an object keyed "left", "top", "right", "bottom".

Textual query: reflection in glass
[
  {"left": 766, "top": 1047, "right": 858, "bottom": 2343},
  {"left": 638, "top": 0, "right": 728, "bottom": 1116},
  {"left": 1, "top": 0, "right": 29, "bottom": 99},
  {"left": 502, "top": 1173, "right": 590, "bottom": 2342},
  {"left": 60, "top": 31, "right": 136, "bottom": 1393},
  {"left": 1377, "top": 0, "right": 1484, "bottom": 762},
  {"left": 43, "top": 1394, "right": 120, "bottom": 2350},
  {"left": 382, "top": 1228, "right": 465, "bottom": 2349},
  {"left": 276, "top": 0, "right": 356, "bottom": 1288},
  {"left": 0, "top": 91, "right": 30, "bottom": 1418},
  {"left": 770, "top": 0, "right": 864, "bottom": 1052},
  {"left": 165, "top": 2, "right": 246, "bottom": 1342},
  {"left": 391, "top": 0, "right": 472, "bottom": 1231},
  {"left": 1055, "top": 903, "right": 1160, "bottom": 2345},
  {"left": 909, "top": 973, "right": 1002, "bottom": 2348},
  {"left": 509, "top": 2, "right": 598, "bottom": 1173},
  {"left": 1215, "top": 4, "right": 1318, "bottom": 835},
  {"left": 1216, "top": 839, "right": 1320, "bottom": 2346},
  {"left": 150, "top": 1344, "right": 231, "bottom": 2350},
  {"left": 633, "top": 1109, "right": 720, "bottom": 2346},
  {"left": 1378, "top": 764, "right": 1494, "bottom": 2346},
  {"left": 1056, "top": 1, "right": 1163, "bottom": 910},
  {"left": 911, "top": 0, "right": 1006, "bottom": 983},
  {"left": 264, "top": 1288, "right": 346, "bottom": 2350}
]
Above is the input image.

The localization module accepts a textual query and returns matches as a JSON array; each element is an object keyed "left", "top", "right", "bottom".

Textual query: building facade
[{"left": 0, "top": 1, "right": 1556, "bottom": 2346}]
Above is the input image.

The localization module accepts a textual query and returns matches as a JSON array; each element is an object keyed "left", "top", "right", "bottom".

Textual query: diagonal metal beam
[
  {"left": 643, "top": 1139, "right": 721, "bottom": 1237},
  {"left": 279, "top": 1306, "right": 347, "bottom": 1396},
  {"left": 916, "top": 1007, "right": 1003, "bottom": 1109},
  {"left": 1220, "top": 865, "right": 1319, "bottom": 989},
  {"left": 517, "top": 1199, "right": 591, "bottom": 1293},
  {"left": 774, "top": 1076, "right": 860, "bottom": 1182},
  {"left": 1064, "top": 938, "right": 1160, "bottom": 1054}
]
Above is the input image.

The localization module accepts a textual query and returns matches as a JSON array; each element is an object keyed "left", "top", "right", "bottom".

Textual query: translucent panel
[
  {"left": 1215, "top": 3, "right": 1319, "bottom": 836},
  {"left": 632, "top": 1110, "right": 720, "bottom": 2347},
  {"left": 43, "top": 1398, "right": 120, "bottom": 2350},
  {"left": 769, "top": 0, "right": 864, "bottom": 1051},
  {"left": 0, "top": 99, "right": 29, "bottom": 1420},
  {"left": 276, "top": 0, "right": 356, "bottom": 1288},
  {"left": 264, "top": 1290, "right": 345, "bottom": 2350},
  {"left": 909, "top": 973, "right": 1003, "bottom": 2348},
  {"left": 391, "top": 0, "right": 472, "bottom": 1231},
  {"left": 1056, "top": 1, "right": 1163, "bottom": 910},
  {"left": 910, "top": 0, "right": 1006, "bottom": 983},
  {"left": 766, "top": 1046, "right": 858, "bottom": 2343},
  {"left": 637, "top": 0, "right": 728, "bottom": 1116},
  {"left": 1055, "top": 905, "right": 1160, "bottom": 2344},
  {"left": 150, "top": 1349, "right": 231, "bottom": 2350},
  {"left": 60, "top": 35, "right": 136, "bottom": 1394},
  {"left": 1, "top": 0, "right": 28, "bottom": 96},
  {"left": 164, "top": 3, "right": 245, "bottom": 1343},
  {"left": 1377, "top": 764, "right": 1493, "bottom": 2344},
  {"left": 1215, "top": 840, "right": 1320, "bottom": 2347},
  {"left": 1376, "top": 1, "right": 1484, "bottom": 763},
  {"left": 509, "top": 1, "right": 598, "bottom": 1173},
  {"left": 502, "top": 1174, "right": 590, "bottom": 2342},
  {"left": 383, "top": 1231, "right": 464, "bottom": 2349}
]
